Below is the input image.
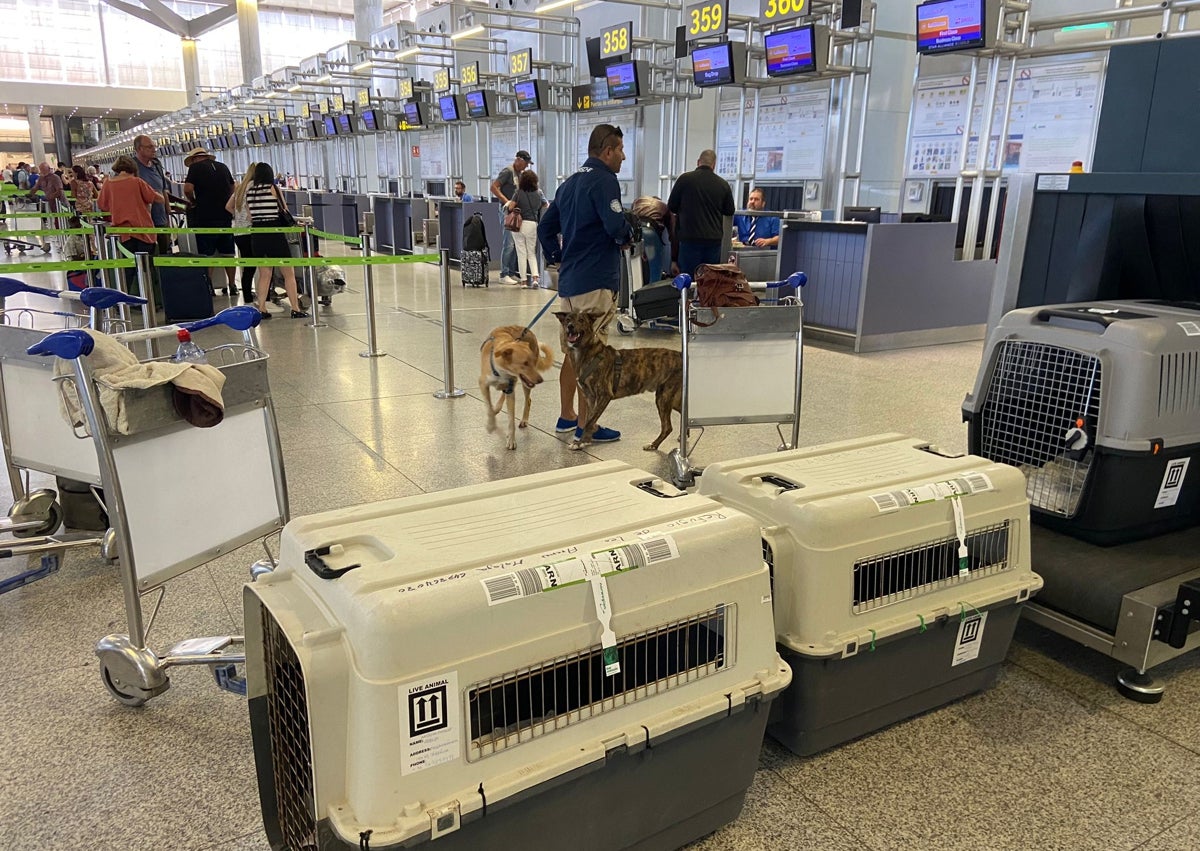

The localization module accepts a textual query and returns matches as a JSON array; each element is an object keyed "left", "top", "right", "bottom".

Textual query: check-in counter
[
  {"left": 778, "top": 219, "right": 994, "bottom": 352},
  {"left": 340, "top": 194, "right": 367, "bottom": 237},
  {"left": 305, "top": 191, "right": 333, "bottom": 232},
  {"left": 371, "top": 196, "right": 394, "bottom": 253},
  {"left": 436, "top": 199, "right": 504, "bottom": 264},
  {"left": 390, "top": 197, "right": 415, "bottom": 254},
  {"left": 731, "top": 247, "right": 780, "bottom": 282}
]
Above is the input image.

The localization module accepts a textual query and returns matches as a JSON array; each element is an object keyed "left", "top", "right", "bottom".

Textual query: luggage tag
[
  {"left": 951, "top": 496, "right": 969, "bottom": 576},
  {"left": 583, "top": 558, "right": 620, "bottom": 676}
]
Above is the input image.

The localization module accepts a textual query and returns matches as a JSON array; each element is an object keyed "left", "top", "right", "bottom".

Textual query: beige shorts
[{"left": 557, "top": 289, "right": 617, "bottom": 347}]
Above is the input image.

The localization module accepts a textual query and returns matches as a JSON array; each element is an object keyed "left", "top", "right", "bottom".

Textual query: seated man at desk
[
  {"left": 455, "top": 180, "right": 474, "bottom": 202},
  {"left": 733, "top": 187, "right": 781, "bottom": 248}
]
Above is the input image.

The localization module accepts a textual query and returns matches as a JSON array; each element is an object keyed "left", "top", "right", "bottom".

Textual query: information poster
[
  {"left": 905, "top": 58, "right": 1104, "bottom": 178},
  {"left": 717, "top": 87, "right": 829, "bottom": 181},
  {"left": 418, "top": 131, "right": 447, "bottom": 179},
  {"left": 490, "top": 124, "right": 518, "bottom": 181},
  {"left": 573, "top": 103, "right": 638, "bottom": 197}
]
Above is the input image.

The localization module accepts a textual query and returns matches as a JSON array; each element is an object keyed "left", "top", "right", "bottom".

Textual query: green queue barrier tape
[
  {"left": 0, "top": 258, "right": 135, "bottom": 273},
  {"left": 115, "top": 241, "right": 136, "bottom": 259},
  {"left": 154, "top": 253, "right": 437, "bottom": 268},
  {"left": 1, "top": 228, "right": 97, "bottom": 237},
  {"left": 308, "top": 228, "right": 362, "bottom": 246},
  {"left": 107, "top": 226, "right": 303, "bottom": 236}
]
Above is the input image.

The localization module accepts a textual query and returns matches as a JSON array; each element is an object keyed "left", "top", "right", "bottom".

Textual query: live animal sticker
[
  {"left": 400, "top": 671, "right": 460, "bottom": 775},
  {"left": 951, "top": 612, "right": 988, "bottom": 667},
  {"left": 1155, "top": 458, "right": 1190, "bottom": 509}
]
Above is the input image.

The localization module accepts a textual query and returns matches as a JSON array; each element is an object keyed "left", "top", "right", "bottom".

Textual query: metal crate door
[
  {"left": 978, "top": 340, "right": 1101, "bottom": 517},
  {"left": 686, "top": 306, "right": 803, "bottom": 426}
]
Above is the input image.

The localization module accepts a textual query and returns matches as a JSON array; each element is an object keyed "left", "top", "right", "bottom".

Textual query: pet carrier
[
  {"left": 963, "top": 300, "right": 1200, "bottom": 545},
  {"left": 245, "top": 460, "right": 790, "bottom": 851},
  {"left": 699, "top": 434, "right": 1042, "bottom": 756}
]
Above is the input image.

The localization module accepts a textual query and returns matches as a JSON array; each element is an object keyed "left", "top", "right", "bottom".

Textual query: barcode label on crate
[
  {"left": 481, "top": 536, "right": 679, "bottom": 606},
  {"left": 1179, "top": 321, "right": 1200, "bottom": 337},
  {"left": 869, "top": 473, "right": 994, "bottom": 513}
]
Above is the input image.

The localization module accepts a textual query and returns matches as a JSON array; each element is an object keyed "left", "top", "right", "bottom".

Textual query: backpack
[
  {"left": 692, "top": 262, "right": 758, "bottom": 326},
  {"left": 463, "top": 212, "right": 490, "bottom": 253}
]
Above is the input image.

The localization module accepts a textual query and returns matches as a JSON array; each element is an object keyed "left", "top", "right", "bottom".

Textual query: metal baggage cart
[
  {"left": 0, "top": 280, "right": 148, "bottom": 594},
  {"left": 667, "top": 272, "right": 808, "bottom": 489},
  {"left": 26, "top": 305, "right": 289, "bottom": 705}
]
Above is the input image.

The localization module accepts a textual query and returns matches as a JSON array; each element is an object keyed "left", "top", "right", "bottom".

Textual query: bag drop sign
[{"left": 400, "top": 671, "right": 460, "bottom": 775}]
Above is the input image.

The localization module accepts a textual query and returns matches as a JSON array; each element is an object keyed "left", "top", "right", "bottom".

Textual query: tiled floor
[{"left": 2, "top": 238, "right": 1199, "bottom": 851}]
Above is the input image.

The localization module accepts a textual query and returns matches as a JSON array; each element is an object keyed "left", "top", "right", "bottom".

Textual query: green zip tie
[
  {"left": 917, "top": 614, "right": 927, "bottom": 633},
  {"left": 959, "top": 602, "right": 982, "bottom": 622},
  {"left": 0, "top": 259, "right": 135, "bottom": 273},
  {"left": 868, "top": 628, "right": 876, "bottom": 652}
]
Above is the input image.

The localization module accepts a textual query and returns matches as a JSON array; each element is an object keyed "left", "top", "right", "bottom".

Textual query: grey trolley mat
[{"left": 1032, "top": 525, "right": 1200, "bottom": 634}]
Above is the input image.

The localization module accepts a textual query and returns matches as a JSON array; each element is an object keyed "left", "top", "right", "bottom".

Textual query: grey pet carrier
[{"left": 964, "top": 300, "right": 1200, "bottom": 545}]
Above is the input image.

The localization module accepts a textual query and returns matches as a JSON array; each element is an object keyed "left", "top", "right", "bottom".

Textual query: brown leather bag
[{"left": 693, "top": 262, "right": 757, "bottom": 326}]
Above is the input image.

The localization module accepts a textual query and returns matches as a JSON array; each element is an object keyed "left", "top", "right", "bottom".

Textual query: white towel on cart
[{"left": 54, "top": 329, "right": 227, "bottom": 433}]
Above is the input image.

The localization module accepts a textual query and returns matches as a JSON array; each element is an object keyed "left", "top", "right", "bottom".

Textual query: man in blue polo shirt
[
  {"left": 734, "top": 186, "right": 781, "bottom": 247},
  {"left": 538, "top": 123, "right": 633, "bottom": 444}
]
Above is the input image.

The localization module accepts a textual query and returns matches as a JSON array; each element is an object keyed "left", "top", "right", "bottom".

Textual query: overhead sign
[
  {"left": 685, "top": 0, "right": 727, "bottom": 41},
  {"left": 276, "top": 108, "right": 286, "bottom": 123},
  {"left": 509, "top": 48, "right": 532, "bottom": 77},
  {"left": 600, "top": 21, "right": 632, "bottom": 59},
  {"left": 398, "top": 79, "right": 413, "bottom": 99},
  {"left": 301, "top": 103, "right": 310, "bottom": 118},
  {"left": 434, "top": 68, "right": 451, "bottom": 93},
  {"left": 332, "top": 94, "right": 345, "bottom": 112},
  {"left": 356, "top": 89, "right": 370, "bottom": 107},
  {"left": 318, "top": 98, "right": 329, "bottom": 115},
  {"left": 460, "top": 62, "right": 479, "bottom": 87},
  {"left": 760, "top": 0, "right": 806, "bottom": 24}
]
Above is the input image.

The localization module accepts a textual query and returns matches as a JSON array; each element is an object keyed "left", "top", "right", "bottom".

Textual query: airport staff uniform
[{"left": 733, "top": 213, "right": 781, "bottom": 246}]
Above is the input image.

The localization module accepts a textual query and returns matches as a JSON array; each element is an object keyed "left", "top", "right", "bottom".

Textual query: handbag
[
  {"left": 503, "top": 203, "right": 523, "bottom": 232},
  {"left": 275, "top": 188, "right": 296, "bottom": 227},
  {"left": 692, "top": 262, "right": 758, "bottom": 326}
]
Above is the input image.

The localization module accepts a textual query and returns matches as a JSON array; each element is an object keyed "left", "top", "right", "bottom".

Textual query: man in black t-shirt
[
  {"left": 184, "top": 147, "right": 238, "bottom": 295},
  {"left": 667, "top": 149, "right": 735, "bottom": 277}
]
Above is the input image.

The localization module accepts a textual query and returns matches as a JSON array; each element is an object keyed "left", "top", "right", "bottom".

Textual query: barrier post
[
  {"left": 300, "top": 207, "right": 325, "bottom": 329},
  {"left": 359, "top": 212, "right": 385, "bottom": 358},
  {"left": 433, "top": 248, "right": 464, "bottom": 399},
  {"left": 133, "top": 252, "right": 160, "bottom": 358}
]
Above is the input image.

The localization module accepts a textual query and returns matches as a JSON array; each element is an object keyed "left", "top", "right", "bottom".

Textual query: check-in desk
[
  {"left": 304, "top": 191, "right": 333, "bottom": 232},
  {"left": 371, "top": 195, "right": 394, "bottom": 252},
  {"left": 339, "top": 194, "right": 367, "bottom": 237},
  {"left": 778, "top": 219, "right": 994, "bottom": 352},
  {"left": 731, "top": 247, "right": 780, "bottom": 282},
  {"left": 435, "top": 199, "right": 503, "bottom": 265}
]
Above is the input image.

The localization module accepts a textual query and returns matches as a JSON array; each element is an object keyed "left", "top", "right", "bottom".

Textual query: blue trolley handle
[
  {"left": 26, "top": 329, "right": 94, "bottom": 360},
  {"left": 78, "top": 287, "right": 148, "bottom": 311},
  {"left": 765, "top": 271, "right": 808, "bottom": 291},
  {"left": 0, "top": 277, "right": 64, "bottom": 300},
  {"left": 182, "top": 305, "right": 262, "bottom": 334}
]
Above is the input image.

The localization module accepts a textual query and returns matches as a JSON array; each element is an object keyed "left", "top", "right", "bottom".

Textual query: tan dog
[
  {"left": 480, "top": 325, "right": 554, "bottom": 450},
  {"left": 556, "top": 311, "right": 682, "bottom": 451}
]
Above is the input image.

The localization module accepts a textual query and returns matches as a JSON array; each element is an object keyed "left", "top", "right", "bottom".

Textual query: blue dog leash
[{"left": 521, "top": 292, "right": 559, "bottom": 338}]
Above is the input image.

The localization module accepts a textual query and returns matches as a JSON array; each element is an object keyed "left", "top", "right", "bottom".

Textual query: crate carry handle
[{"left": 1035, "top": 307, "right": 1120, "bottom": 329}]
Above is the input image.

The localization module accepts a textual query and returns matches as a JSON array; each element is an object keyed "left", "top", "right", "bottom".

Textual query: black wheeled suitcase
[
  {"left": 461, "top": 248, "right": 489, "bottom": 288},
  {"left": 160, "top": 263, "right": 215, "bottom": 321},
  {"left": 631, "top": 280, "right": 679, "bottom": 322}
]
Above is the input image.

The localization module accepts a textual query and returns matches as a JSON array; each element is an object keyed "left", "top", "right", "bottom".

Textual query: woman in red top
[{"left": 98, "top": 155, "right": 161, "bottom": 296}]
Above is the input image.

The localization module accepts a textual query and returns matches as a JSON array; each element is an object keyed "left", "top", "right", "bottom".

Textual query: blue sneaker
[
  {"left": 555, "top": 417, "right": 578, "bottom": 433},
  {"left": 575, "top": 425, "right": 621, "bottom": 443}
]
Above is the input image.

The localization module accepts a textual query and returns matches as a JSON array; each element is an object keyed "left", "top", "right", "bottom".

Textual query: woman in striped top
[{"left": 246, "top": 162, "right": 307, "bottom": 318}]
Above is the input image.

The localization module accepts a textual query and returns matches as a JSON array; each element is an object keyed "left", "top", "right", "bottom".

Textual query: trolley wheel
[
  {"left": 100, "top": 663, "right": 147, "bottom": 707},
  {"left": 41, "top": 245, "right": 51, "bottom": 254},
  {"left": 616, "top": 314, "right": 637, "bottom": 336},
  {"left": 1116, "top": 669, "right": 1164, "bottom": 704},
  {"left": 100, "top": 527, "right": 118, "bottom": 564},
  {"left": 9, "top": 489, "right": 63, "bottom": 538}
]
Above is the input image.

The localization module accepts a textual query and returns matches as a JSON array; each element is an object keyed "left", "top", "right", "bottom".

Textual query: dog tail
[{"left": 537, "top": 342, "right": 554, "bottom": 373}]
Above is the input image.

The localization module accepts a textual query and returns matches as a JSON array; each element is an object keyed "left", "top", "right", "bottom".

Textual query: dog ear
[{"left": 553, "top": 312, "right": 568, "bottom": 322}]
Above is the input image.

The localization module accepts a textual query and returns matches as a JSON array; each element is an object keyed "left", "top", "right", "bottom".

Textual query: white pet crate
[
  {"left": 964, "top": 300, "right": 1200, "bottom": 544},
  {"left": 699, "top": 434, "right": 1042, "bottom": 756},
  {"left": 245, "top": 461, "right": 789, "bottom": 851}
]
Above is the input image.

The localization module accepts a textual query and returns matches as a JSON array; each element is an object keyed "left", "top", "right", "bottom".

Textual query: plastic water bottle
[{"left": 173, "top": 329, "right": 208, "bottom": 364}]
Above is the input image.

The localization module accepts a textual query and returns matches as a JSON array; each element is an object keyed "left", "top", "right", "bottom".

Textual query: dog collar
[{"left": 484, "top": 343, "right": 516, "bottom": 396}]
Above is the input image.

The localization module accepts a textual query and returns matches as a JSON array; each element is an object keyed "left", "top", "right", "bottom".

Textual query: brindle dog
[{"left": 556, "top": 311, "right": 683, "bottom": 451}]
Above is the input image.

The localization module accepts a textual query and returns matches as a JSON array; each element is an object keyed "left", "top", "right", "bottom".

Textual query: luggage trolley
[
  {"left": 0, "top": 279, "right": 147, "bottom": 594},
  {"left": 667, "top": 271, "right": 808, "bottom": 489},
  {"left": 27, "top": 305, "right": 290, "bottom": 705}
]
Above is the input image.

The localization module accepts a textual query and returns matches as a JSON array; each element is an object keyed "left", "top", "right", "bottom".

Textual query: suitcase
[
  {"left": 460, "top": 248, "right": 489, "bottom": 288},
  {"left": 631, "top": 280, "right": 679, "bottom": 322},
  {"left": 160, "top": 263, "right": 214, "bottom": 322},
  {"left": 245, "top": 460, "right": 790, "bottom": 851},
  {"left": 699, "top": 433, "right": 1042, "bottom": 756}
]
